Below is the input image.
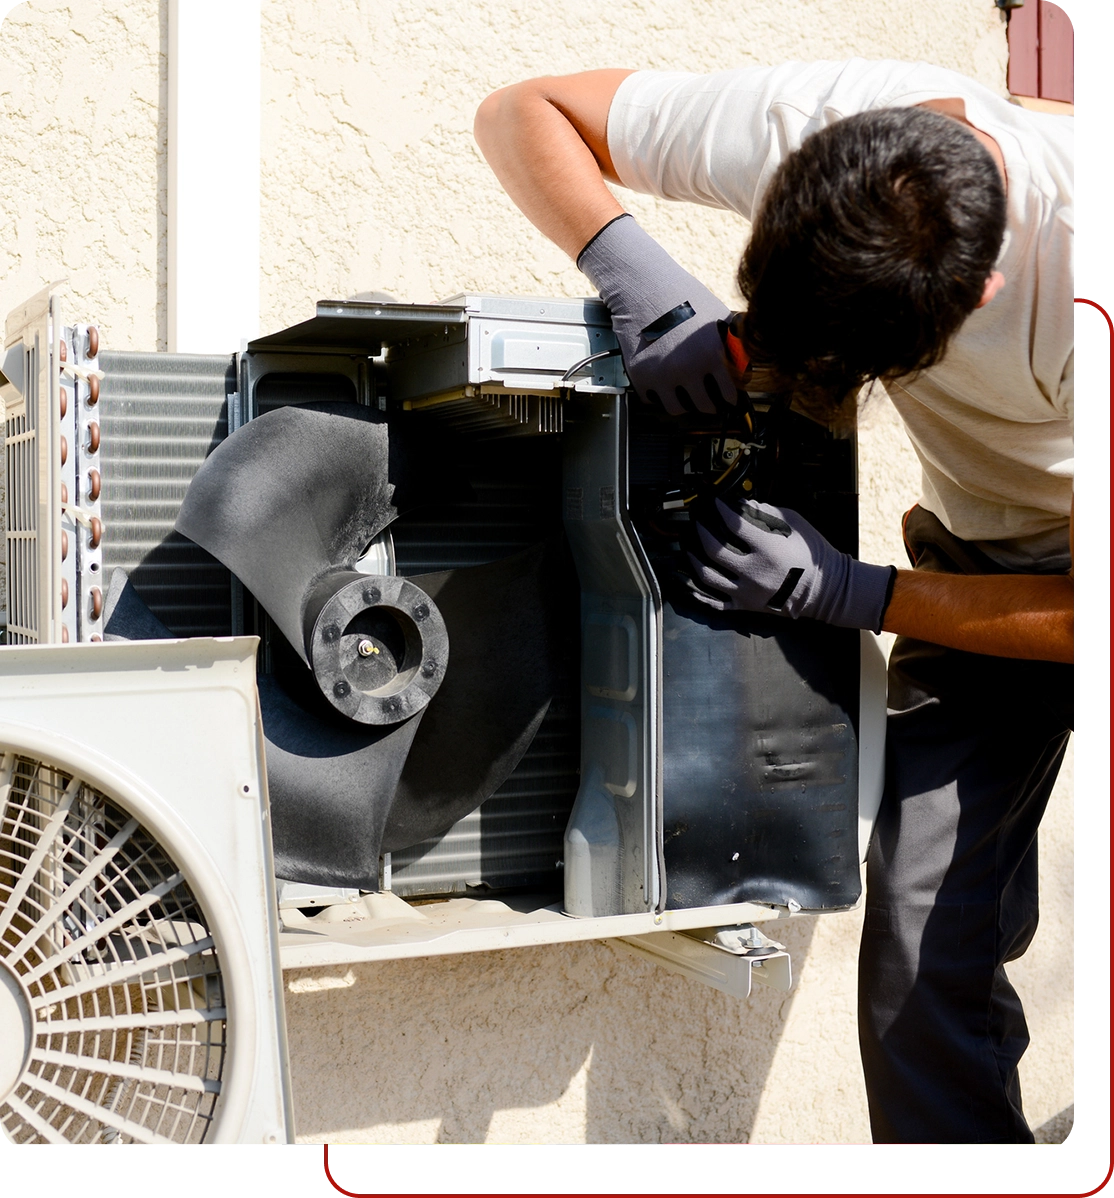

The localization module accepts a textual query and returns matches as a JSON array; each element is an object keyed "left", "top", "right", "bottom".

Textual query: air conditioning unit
[{"left": 1, "top": 283, "right": 886, "bottom": 1144}]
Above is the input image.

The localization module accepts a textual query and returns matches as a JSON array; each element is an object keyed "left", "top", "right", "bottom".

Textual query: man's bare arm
[
  {"left": 882, "top": 571, "right": 1073, "bottom": 663},
  {"left": 473, "top": 71, "right": 633, "bottom": 258}
]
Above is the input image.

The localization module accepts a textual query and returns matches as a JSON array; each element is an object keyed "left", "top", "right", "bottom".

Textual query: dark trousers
[{"left": 858, "top": 507, "right": 1073, "bottom": 1143}]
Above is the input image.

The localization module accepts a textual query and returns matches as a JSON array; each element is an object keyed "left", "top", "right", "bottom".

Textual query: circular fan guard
[{"left": 0, "top": 751, "right": 226, "bottom": 1144}]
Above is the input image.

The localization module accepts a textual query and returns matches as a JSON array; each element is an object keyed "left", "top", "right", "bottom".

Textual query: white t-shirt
[{"left": 607, "top": 60, "right": 1073, "bottom": 565}]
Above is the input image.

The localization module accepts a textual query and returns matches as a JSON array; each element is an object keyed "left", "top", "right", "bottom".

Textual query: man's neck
[{"left": 916, "top": 97, "right": 1007, "bottom": 186}]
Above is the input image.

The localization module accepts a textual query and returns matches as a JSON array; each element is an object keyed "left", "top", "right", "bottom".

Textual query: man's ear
[{"left": 975, "top": 270, "right": 1006, "bottom": 309}]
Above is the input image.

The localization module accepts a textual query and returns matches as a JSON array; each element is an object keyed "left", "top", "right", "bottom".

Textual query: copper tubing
[
  {"left": 89, "top": 586, "right": 103, "bottom": 620},
  {"left": 87, "top": 373, "right": 99, "bottom": 406},
  {"left": 88, "top": 516, "right": 103, "bottom": 549},
  {"left": 61, "top": 482, "right": 68, "bottom": 504},
  {"left": 61, "top": 529, "right": 68, "bottom": 561},
  {"left": 90, "top": 634, "right": 102, "bottom": 643},
  {"left": 86, "top": 421, "right": 100, "bottom": 453},
  {"left": 61, "top": 625, "right": 69, "bottom": 643},
  {"left": 61, "top": 578, "right": 69, "bottom": 608},
  {"left": 60, "top": 387, "right": 68, "bottom": 418},
  {"left": 59, "top": 338, "right": 67, "bottom": 363},
  {"left": 87, "top": 468, "right": 101, "bottom": 501},
  {"left": 86, "top": 326, "right": 99, "bottom": 357},
  {"left": 60, "top": 434, "right": 68, "bottom": 465}
]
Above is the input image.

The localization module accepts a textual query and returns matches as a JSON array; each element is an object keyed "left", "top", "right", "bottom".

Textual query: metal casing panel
[{"left": 561, "top": 396, "right": 662, "bottom": 916}]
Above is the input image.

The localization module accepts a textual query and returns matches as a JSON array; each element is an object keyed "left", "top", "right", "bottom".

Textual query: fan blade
[
  {"left": 257, "top": 674, "right": 423, "bottom": 889},
  {"left": 103, "top": 569, "right": 174, "bottom": 641},
  {"left": 382, "top": 539, "right": 574, "bottom": 852},
  {"left": 174, "top": 402, "right": 448, "bottom": 662}
]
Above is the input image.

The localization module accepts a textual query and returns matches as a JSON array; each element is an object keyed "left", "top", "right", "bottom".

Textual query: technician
[{"left": 474, "top": 59, "right": 1073, "bottom": 1144}]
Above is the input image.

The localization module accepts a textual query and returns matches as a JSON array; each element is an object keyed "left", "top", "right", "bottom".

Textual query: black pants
[{"left": 858, "top": 507, "right": 1073, "bottom": 1143}]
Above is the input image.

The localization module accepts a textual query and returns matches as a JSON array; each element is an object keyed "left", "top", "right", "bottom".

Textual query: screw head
[
  {"left": 333, "top": 680, "right": 351, "bottom": 699},
  {"left": 362, "top": 586, "right": 381, "bottom": 605},
  {"left": 323, "top": 623, "right": 340, "bottom": 643},
  {"left": 420, "top": 659, "right": 438, "bottom": 679},
  {"left": 412, "top": 603, "right": 429, "bottom": 621},
  {"left": 381, "top": 696, "right": 402, "bottom": 715}
]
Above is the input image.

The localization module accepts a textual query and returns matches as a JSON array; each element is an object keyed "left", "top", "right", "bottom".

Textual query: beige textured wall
[{"left": 0, "top": 0, "right": 1073, "bottom": 1144}]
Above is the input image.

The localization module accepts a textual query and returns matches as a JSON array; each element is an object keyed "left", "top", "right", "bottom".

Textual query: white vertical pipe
[{"left": 168, "top": 0, "right": 260, "bottom": 352}]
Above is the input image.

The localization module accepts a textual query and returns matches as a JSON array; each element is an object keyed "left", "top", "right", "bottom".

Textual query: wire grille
[
  {"left": 5, "top": 343, "right": 40, "bottom": 644},
  {"left": 0, "top": 752, "right": 226, "bottom": 1144}
]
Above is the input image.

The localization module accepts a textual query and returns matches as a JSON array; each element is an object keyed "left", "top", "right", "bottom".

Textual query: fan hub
[
  {"left": 0, "top": 961, "right": 32, "bottom": 1102},
  {"left": 308, "top": 573, "right": 449, "bottom": 725}
]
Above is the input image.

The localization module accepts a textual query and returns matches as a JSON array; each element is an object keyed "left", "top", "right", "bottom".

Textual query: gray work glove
[
  {"left": 577, "top": 214, "right": 736, "bottom": 416},
  {"left": 686, "top": 498, "right": 897, "bottom": 633}
]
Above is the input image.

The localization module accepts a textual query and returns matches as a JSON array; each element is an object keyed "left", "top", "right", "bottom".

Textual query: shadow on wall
[{"left": 284, "top": 916, "right": 818, "bottom": 1144}]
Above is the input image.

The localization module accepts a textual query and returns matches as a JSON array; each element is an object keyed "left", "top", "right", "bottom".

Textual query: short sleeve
[{"left": 606, "top": 58, "right": 1013, "bottom": 221}]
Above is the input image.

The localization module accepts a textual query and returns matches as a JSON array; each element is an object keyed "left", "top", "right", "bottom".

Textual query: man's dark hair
[{"left": 736, "top": 106, "right": 1006, "bottom": 408}]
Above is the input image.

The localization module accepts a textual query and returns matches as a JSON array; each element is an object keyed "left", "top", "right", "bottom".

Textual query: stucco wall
[{"left": 0, "top": 0, "right": 1073, "bottom": 1144}]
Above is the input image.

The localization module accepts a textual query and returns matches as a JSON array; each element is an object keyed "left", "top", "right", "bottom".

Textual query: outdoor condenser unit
[{"left": 0, "top": 283, "right": 886, "bottom": 1144}]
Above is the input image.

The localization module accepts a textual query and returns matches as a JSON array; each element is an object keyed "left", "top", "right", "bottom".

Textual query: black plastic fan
[{"left": 106, "top": 402, "right": 568, "bottom": 890}]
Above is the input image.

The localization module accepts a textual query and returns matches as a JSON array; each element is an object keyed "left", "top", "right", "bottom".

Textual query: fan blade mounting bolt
[
  {"left": 323, "top": 623, "right": 340, "bottom": 643},
  {"left": 333, "top": 680, "right": 351, "bottom": 698},
  {"left": 357, "top": 639, "right": 378, "bottom": 657},
  {"left": 412, "top": 603, "right": 429, "bottom": 621}
]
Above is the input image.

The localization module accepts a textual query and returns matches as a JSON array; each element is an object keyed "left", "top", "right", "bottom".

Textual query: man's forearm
[
  {"left": 882, "top": 570, "right": 1073, "bottom": 663},
  {"left": 473, "top": 72, "right": 631, "bottom": 258}
]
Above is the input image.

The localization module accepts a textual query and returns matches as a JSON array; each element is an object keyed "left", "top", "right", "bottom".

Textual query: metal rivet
[
  {"left": 333, "top": 680, "right": 351, "bottom": 698},
  {"left": 381, "top": 697, "right": 401, "bottom": 714},
  {"left": 323, "top": 623, "right": 340, "bottom": 643},
  {"left": 362, "top": 586, "right": 381, "bottom": 605}
]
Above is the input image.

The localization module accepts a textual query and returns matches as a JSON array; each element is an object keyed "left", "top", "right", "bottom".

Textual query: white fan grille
[{"left": 0, "top": 751, "right": 227, "bottom": 1144}]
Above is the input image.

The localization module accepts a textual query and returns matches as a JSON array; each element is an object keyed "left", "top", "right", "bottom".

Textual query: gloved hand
[
  {"left": 685, "top": 497, "right": 897, "bottom": 633},
  {"left": 577, "top": 214, "right": 739, "bottom": 417}
]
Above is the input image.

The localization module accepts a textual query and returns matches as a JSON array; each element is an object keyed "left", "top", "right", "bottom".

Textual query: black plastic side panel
[{"left": 660, "top": 602, "right": 861, "bottom": 911}]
